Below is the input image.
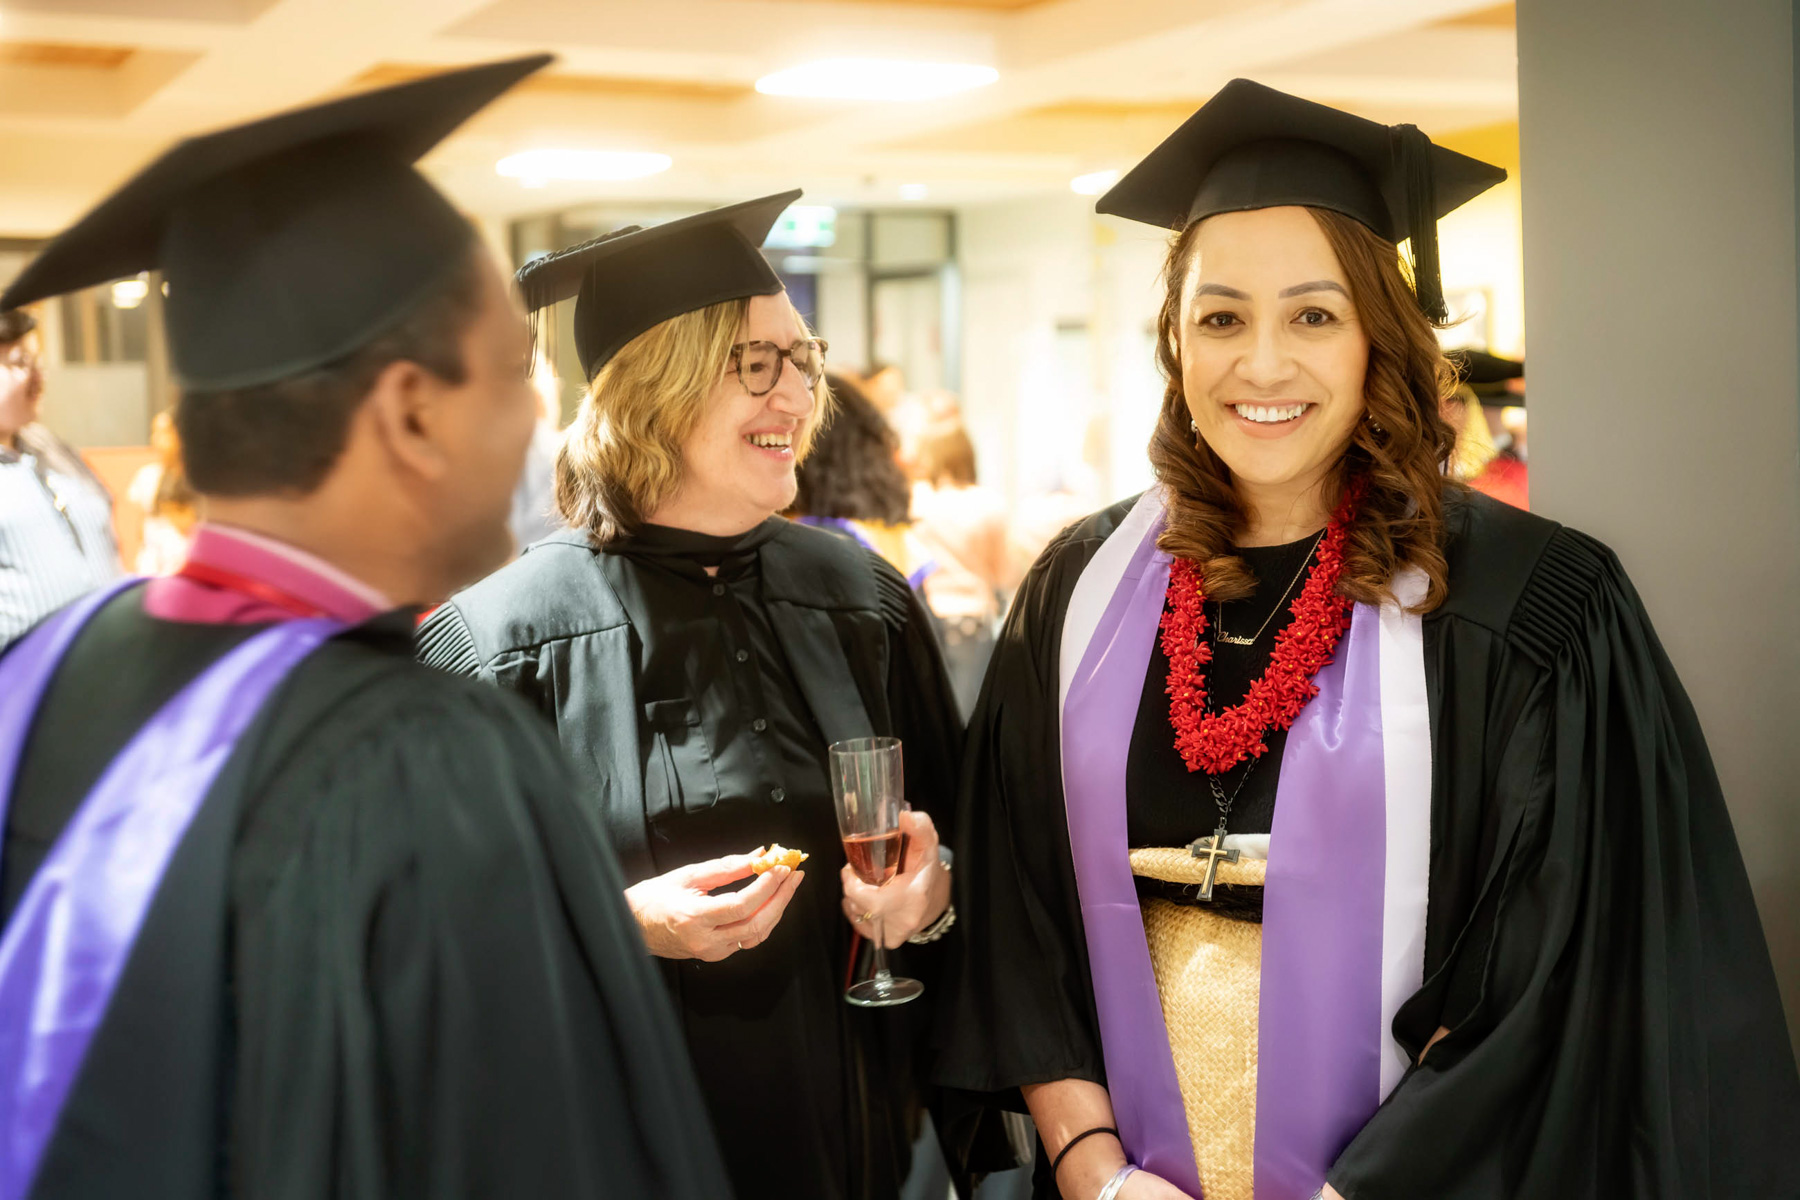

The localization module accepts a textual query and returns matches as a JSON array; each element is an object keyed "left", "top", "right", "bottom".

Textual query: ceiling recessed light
[
  {"left": 899, "top": 183, "right": 930, "bottom": 201},
  {"left": 755, "top": 59, "right": 998, "bottom": 102},
  {"left": 110, "top": 277, "right": 149, "bottom": 309},
  {"left": 1070, "top": 169, "right": 1121, "bottom": 196},
  {"left": 496, "top": 149, "right": 673, "bottom": 185}
]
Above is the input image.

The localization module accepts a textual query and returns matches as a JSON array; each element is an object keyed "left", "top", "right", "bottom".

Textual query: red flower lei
[{"left": 1159, "top": 489, "right": 1360, "bottom": 775}]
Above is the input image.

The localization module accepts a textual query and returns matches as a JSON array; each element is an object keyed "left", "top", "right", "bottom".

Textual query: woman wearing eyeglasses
[{"left": 418, "top": 193, "right": 964, "bottom": 1200}]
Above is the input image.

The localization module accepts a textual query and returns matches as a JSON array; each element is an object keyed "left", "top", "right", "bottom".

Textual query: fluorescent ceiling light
[
  {"left": 496, "top": 149, "right": 672, "bottom": 186},
  {"left": 898, "top": 183, "right": 930, "bottom": 201},
  {"left": 756, "top": 59, "right": 998, "bottom": 102},
  {"left": 1070, "top": 169, "right": 1121, "bottom": 196}
]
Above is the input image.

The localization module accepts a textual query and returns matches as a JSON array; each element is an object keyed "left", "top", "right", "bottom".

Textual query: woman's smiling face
[
  {"left": 675, "top": 292, "right": 818, "bottom": 529},
  {"left": 1176, "top": 206, "right": 1370, "bottom": 500}
]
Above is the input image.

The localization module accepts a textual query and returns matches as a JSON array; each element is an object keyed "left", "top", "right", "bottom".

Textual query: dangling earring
[{"left": 1365, "top": 411, "right": 1385, "bottom": 436}]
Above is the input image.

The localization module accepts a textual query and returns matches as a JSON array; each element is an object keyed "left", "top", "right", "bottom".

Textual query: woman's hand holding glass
[
  {"left": 625, "top": 852, "right": 806, "bottom": 961},
  {"left": 839, "top": 808, "right": 950, "bottom": 948}
]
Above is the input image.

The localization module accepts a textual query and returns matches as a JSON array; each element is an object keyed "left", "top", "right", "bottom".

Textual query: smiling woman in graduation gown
[
  {"left": 0, "top": 58, "right": 727, "bottom": 1200},
  {"left": 419, "top": 195, "right": 964, "bottom": 1200},
  {"left": 935, "top": 81, "right": 1800, "bottom": 1200}
]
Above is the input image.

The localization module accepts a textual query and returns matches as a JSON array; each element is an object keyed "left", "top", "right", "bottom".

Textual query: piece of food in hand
[{"left": 750, "top": 843, "right": 809, "bottom": 874}]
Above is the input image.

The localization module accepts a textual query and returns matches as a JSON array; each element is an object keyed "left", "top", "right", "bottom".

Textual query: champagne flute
[{"left": 829, "top": 736, "right": 924, "bottom": 1007}]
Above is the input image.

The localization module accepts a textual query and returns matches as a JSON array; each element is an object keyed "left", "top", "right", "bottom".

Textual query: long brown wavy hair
[{"left": 1147, "top": 207, "right": 1460, "bottom": 612}]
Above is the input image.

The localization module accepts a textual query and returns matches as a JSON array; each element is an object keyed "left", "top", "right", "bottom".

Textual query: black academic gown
[
  {"left": 417, "top": 518, "right": 965, "bottom": 1200},
  {"left": 935, "top": 489, "right": 1800, "bottom": 1198},
  {"left": 0, "top": 590, "right": 729, "bottom": 1200}
]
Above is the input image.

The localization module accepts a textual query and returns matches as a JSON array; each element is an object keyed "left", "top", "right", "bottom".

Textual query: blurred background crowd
[{"left": 0, "top": 0, "right": 1531, "bottom": 675}]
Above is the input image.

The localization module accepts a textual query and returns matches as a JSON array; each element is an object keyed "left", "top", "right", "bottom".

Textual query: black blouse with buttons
[
  {"left": 604, "top": 520, "right": 839, "bottom": 867},
  {"left": 592, "top": 519, "right": 959, "bottom": 1200}
]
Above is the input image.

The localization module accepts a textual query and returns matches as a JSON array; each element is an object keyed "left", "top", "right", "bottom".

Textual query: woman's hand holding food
[
  {"left": 626, "top": 849, "right": 806, "bottom": 961},
  {"left": 839, "top": 808, "right": 951, "bottom": 947}
]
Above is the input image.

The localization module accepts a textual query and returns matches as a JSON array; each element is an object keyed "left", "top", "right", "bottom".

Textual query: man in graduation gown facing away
[{"left": 0, "top": 56, "right": 731, "bottom": 1200}]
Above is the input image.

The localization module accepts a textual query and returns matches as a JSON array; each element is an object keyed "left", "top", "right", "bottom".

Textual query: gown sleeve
[
  {"left": 414, "top": 602, "right": 480, "bottom": 676},
  {"left": 230, "top": 674, "right": 732, "bottom": 1200},
  {"left": 1328, "top": 528, "right": 1800, "bottom": 1199},
  {"left": 860, "top": 550, "right": 971, "bottom": 1107},
  {"left": 933, "top": 530, "right": 1107, "bottom": 1100}
]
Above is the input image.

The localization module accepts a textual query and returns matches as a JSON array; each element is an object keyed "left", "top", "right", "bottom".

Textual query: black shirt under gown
[
  {"left": 417, "top": 518, "right": 966, "bottom": 1200},
  {"left": 0, "top": 589, "right": 729, "bottom": 1200},
  {"left": 1125, "top": 535, "right": 1317, "bottom": 849},
  {"left": 935, "top": 489, "right": 1800, "bottom": 1199}
]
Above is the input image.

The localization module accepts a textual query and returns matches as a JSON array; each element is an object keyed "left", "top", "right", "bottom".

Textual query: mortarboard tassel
[
  {"left": 516, "top": 223, "right": 642, "bottom": 380},
  {"left": 525, "top": 303, "right": 542, "bottom": 377},
  {"left": 1391, "top": 124, "right": 1448, "bottom": 324}
]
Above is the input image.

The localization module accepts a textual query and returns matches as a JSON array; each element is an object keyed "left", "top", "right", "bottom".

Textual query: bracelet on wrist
[
  {"left": 1049, "top": 1125, "right": 1118, "bottom": 1180},
  {"left": 907, "top": 902, "right": 956, "bottom": 944},
  {"left": 1096, "top": 1164, "right": 1137, "bottom": 1200}
]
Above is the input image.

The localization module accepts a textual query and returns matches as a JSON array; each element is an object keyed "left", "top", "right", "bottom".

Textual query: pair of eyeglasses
[{"left": 728, "top": 337, "right": 828, "bottom": 396}]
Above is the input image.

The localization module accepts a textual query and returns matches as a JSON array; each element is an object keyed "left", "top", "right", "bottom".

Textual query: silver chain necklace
[
  {"left": 1187, "top": 531, "right": 1325, "bottom": 898},
  {"left": 1202, "top": 530, "right": 1326, "bottom": 829},
  {"left": 1212, "top": 529, "right": 1326, "bottom": 646}
]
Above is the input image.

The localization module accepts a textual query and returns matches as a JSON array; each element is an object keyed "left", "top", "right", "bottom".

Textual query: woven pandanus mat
[
  {"left": 1130, "top": 847, "right": 1266, "bottom": 1200},
  {"left": 1130, "top": 845, "right": 1267, "bottom": 889}
]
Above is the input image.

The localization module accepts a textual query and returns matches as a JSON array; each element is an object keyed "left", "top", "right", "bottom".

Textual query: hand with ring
[
  {"left": 840, "top": 809, "right": 951, "bottom": 948},
  {"left": 625, "top": 850, "right": 806, "bottom": 962}
]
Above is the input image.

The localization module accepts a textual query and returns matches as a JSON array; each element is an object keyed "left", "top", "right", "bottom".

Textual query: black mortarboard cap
[
  {"left": 0, "top": 54, "right": 553, "bottom": 391},
  {"left": 1096, "top": 79, "right": 1506, "bottom": 322},
  {"left": 517, "top": 189, "right": 796, "bottom": 379}
]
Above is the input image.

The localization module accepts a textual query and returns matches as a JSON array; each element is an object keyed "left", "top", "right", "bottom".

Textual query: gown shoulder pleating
[
  {"left": 1331, "top": 492, "right": 1800, "bottom": 1199},
  {"left": 418, "top": 531, "right": 630, "bottom": 680}
]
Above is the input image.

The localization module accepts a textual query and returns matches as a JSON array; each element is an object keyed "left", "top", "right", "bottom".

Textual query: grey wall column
[{"left": 1518, "top": 0, "right": 1800, "bottom": 1056}]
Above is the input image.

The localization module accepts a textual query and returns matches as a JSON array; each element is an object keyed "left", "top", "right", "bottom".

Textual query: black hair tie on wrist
[{"left": 1051, "top": 1126, "right": 1120, "bottom": 1179}]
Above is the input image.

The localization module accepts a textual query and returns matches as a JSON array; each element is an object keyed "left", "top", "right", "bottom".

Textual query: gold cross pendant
[{"left": 1186, "top": 822, "right": 1240, "bottom": 901}]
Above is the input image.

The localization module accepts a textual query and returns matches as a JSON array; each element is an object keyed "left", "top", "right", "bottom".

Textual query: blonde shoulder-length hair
[{"left": 555, "top": 293, "right": 833, "bottom": 545}]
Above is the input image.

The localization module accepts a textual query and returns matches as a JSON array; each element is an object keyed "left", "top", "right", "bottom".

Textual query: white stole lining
[
  {"left": 1058, "top": 489, "right": 1167, "bottom": 714},
  {"left": 1376, "top": 567, "right": 1433, "bottom": 1097}
]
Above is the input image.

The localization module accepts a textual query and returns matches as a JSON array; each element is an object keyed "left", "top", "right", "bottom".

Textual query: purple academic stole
[
  {"left": 1060, "top": 508, "right": 1391, "bottom": 1199},
  {"left": 0, "top": 580, "right": 341, "bottom": 1200}
]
